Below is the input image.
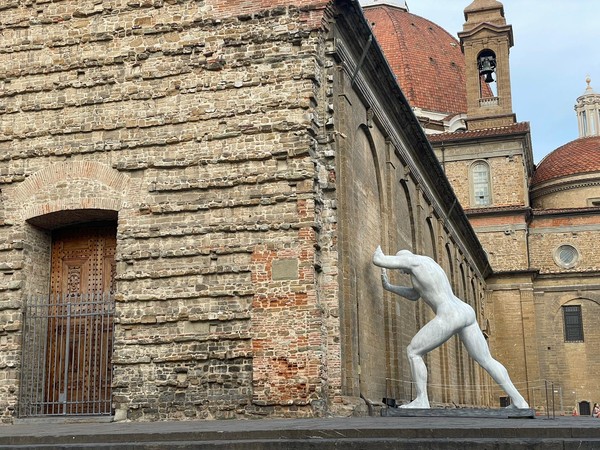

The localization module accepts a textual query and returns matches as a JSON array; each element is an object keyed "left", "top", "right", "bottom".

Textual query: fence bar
[
  {"left": 551, "top": 382, "right": 556, "bottom": 419},
  {"left": 545, "top": 380, "right": 549, "bottom": 419}
]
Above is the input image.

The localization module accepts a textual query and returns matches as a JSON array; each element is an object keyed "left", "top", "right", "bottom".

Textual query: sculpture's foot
[{"left": 399, "top": 399, "right": 430, "bottom": 409}]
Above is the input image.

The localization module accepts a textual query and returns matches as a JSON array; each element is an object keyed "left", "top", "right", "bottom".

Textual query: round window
[{"left": 554, "top": 245, "right": 579, "bottom": 269}]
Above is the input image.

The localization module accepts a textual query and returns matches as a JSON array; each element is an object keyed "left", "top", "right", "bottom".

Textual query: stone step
[
  {"left": 2, "top": 416, "right": 599, "bottom": 449},
  {"left": 3, "top": 437, "right": 600, "bottom": 449}
]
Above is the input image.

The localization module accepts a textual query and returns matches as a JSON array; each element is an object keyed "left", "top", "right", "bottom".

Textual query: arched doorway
[{"left": 19, "top": 218, "right": 117, "bottom": 417}]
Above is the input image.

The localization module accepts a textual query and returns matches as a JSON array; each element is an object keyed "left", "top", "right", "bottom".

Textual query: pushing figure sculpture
[{"left": 373, "top": 246, "right": 529, "bottom": 409}]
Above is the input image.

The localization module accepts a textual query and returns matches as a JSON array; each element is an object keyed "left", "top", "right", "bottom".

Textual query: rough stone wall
[
  {"left": 440, "top": 150, "right": 526, "bottom": 209},
  {"left": 0, "top": 0, "right": 336, "bottom": 422},
  {"left": 474, "top": 228, "right": 528, "bottom": 272},
  {"left": 529, "top": 215, "right": 600, "bottom": 274}
]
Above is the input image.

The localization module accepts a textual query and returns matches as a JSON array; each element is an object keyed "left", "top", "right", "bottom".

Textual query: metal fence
[{"left": 19, "top": 293, "right": 114, "bottom": 417}]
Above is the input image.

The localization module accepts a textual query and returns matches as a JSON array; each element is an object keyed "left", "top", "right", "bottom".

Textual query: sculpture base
[{"left": 381, "top": 406, "right": 535, "bottom": 419}]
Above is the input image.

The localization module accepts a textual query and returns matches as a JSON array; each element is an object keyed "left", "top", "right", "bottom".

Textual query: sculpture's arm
[
  {"left": 381, "top": 269, "right": 420, "bottom": 301},
  {"left": 373, "top": 245, "right": 412, "bottom": 271}
]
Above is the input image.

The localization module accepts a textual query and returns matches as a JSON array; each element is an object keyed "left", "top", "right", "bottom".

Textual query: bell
[{"left": 478, "top": 56, "right": 495, "bottom": 83}]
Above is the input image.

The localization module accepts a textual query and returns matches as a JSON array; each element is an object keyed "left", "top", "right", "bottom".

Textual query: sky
[{"left": 362, "top": 1, "right": 600, "bottom": 164}]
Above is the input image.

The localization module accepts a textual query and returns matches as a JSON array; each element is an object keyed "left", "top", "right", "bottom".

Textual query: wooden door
[
  {"left": 45, "top": 223, "right": 116, "bottom": 415},
  {"left": 50, "top": 224, "right": 116, "bottom": 296}
]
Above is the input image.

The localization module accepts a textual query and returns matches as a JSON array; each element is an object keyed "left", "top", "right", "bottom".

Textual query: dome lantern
[{"left": 575, "top": 76, "right": 600, "bottom": 138}]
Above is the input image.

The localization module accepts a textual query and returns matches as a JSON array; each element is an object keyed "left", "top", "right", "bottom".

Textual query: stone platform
[{"left": 381, "top": 406, "right": 536, "bottom": 419}]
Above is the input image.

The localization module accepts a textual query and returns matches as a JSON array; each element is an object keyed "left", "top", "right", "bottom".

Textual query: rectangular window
[
  {"left": 587, "top": 198, "right": 600, "bottom": 207},
  {"left": 563, "top": 305, "right": 584, "bottom": 342}
]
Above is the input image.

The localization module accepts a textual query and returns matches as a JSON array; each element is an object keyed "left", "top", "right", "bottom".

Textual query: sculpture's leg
[
  {"left": 403, "top": 345, "right": 430, "bottom": 408},
  {"left": 459, "top": 323, "right": 529, "bottom": 409},
  {"left": 401, "top": 318, "right": 454, "bottom": 408}
]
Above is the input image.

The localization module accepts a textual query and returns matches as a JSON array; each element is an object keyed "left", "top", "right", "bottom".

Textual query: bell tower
[{"left": 458, "top": 0, "right": 515, "bottom": 130}]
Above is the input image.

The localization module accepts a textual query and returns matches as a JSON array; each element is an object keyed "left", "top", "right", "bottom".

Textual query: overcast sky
[{"left": 362, "top": 1, "right": 600, "bottom": 164}]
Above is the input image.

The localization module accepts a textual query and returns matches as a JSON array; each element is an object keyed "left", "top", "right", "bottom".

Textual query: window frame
[
  {"left": 563, "top": 305, "right": 584, "bottom": 342},
  {"left": 553, "top": 244, "right": 580, "bottom": 269},
  {"left": 470, "top": 160, "right": 492, "bottom": 207}
]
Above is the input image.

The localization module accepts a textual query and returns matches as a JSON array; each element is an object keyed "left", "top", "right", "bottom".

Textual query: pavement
[{"left": 1, "top": 414, "right": 599, "bottom": 449}]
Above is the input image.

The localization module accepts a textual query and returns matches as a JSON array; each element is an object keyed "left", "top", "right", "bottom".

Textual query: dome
[
  {"left": 531, "top": 136, "right": 600, "bottom": 186},
  {"left": 363, "top": 4, "right": 467, "bottom": 115}
]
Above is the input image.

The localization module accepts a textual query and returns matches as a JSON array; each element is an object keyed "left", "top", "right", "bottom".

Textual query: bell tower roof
[
  {"left": 461, "top": 0, "right": 511, "bottom": 43},
  {"left": 464, "top": 0, "right": 505, "bottom": 21}
]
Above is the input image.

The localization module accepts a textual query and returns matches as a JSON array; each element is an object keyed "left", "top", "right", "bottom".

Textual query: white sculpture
[{"left": 373, "top": 246, "right": 529, "bottom": 409}]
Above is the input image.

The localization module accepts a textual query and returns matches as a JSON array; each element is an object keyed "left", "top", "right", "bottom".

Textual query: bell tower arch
[{"left": 459, "top": 0, "right": 515, "bottom": 130}]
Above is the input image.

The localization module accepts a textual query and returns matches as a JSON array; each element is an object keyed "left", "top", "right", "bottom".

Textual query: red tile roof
[
  {"left": 427, "top": 122, "right": 530, "bottom": 143},
  {"left": 363, "top": 4, "right": 467, "bottom": 115},
  {"left": 531, "top": 136, "right": 600, "bottom": 185}
]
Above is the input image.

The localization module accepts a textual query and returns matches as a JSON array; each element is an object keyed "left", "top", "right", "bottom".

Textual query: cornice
[
  {"left": 465, "top": 205, "right": 531, "bottom": 217},
  {"left": 458, "top": 23, "right": 514, "bottom": 47},
  {"left": 531, "top": 178, "right": 600, "bottom": 200}
]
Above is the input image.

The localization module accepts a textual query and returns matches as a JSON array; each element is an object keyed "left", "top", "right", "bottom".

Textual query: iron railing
[{"left": 19, "top": 293, "right": 114, "bottom": 417}]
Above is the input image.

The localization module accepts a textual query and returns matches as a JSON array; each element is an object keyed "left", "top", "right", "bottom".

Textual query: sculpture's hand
[
  {"left": 373, "top": 245, "right": 385, "bottom": 265},
  {"left": 381, "top": 268, "right": 390, "bottom": 287}
]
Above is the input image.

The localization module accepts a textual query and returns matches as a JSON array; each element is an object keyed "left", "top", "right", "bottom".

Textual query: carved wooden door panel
[
  {"left": 46, "top": 224, "right": 116, "bottom": 415},
  {"left": 51, "top": 225, "right": 116, "bottom": 296}
]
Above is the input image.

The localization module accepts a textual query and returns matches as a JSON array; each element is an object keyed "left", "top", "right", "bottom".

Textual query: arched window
[{"left": 470, "top": 161, "right": 491, "bottom": 206}]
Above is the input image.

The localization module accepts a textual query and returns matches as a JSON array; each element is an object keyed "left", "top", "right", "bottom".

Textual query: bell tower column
[{"left": 459, "top": 0, "right": 516, "bottom": 130}]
